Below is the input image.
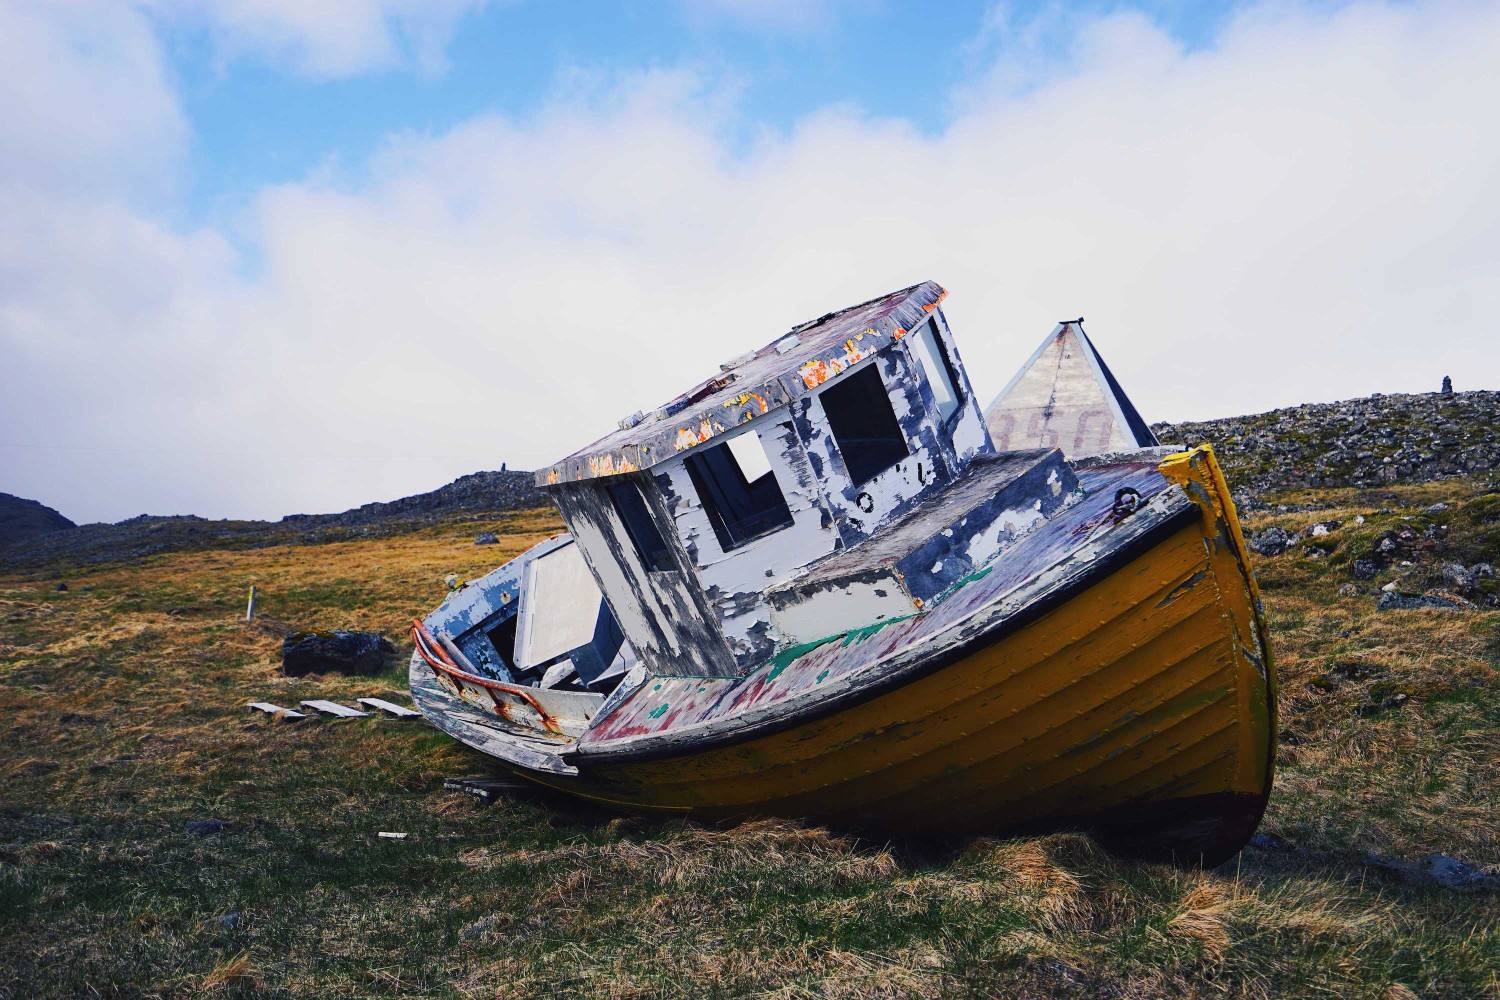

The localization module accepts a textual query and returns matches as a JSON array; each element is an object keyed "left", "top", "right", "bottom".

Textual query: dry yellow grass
[{"left": 1, "top": 488, "right": 1497, "bottom": 998}]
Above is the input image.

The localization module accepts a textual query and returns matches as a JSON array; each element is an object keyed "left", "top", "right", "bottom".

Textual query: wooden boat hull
[{"left": 413, "top": 447, "right": 1275, "bottom": 864}]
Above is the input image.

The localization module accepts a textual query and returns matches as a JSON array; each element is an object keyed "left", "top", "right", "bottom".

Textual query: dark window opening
[
  {"left": 607, "top": 479, "right": 675, "bottom": 571},
  {"left": 684, "top": 429, "right": 794, "bottom": 550},
  {"left": 820, "top": 363, "right": 909, "bottom": 485},
  {"left": 485, "top": 612, "right": 519, "bottom": 673}
]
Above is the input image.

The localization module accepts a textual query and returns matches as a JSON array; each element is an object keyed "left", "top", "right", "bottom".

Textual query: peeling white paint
[{"left": 771, "top": 575, "right": 914, "bottom": 646}]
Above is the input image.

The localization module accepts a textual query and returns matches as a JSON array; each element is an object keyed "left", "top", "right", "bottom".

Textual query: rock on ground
[
  {"left": 1249, "top": 526, "right": 1298, "bottom": 557},
  {"left": 282, "top": 630, "right": 396, "bottom": 677}
]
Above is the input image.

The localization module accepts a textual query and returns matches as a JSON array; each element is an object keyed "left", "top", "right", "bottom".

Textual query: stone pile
[{"left": 1153, "top": 389, "right": 1500, "bottom": 502}]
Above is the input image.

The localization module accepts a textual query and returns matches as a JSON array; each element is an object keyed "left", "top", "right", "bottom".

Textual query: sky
[{"left": 3, "top": 0, "right": 1498, "bottom": 525}]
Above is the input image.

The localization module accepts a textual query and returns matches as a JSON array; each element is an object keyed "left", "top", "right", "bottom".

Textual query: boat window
[
  {"left": 684, "top": 428, "right": 794, "bottom": 550},
  {"left": 820, "top": 363, "right": 909, "bottom": 485},
  {"left": 910, "top": 318, "right": 964, "bottom": 424},
  {"left": 607, "top": 479, "right": 675, "bottom": 572}
]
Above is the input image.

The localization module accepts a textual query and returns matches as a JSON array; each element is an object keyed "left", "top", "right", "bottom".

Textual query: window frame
[
  {"left": 818, "top": 361, "right": 910, "bottom": 487},
  {"left": 683, "top": 428, "right": 796, "bottom": 552},
  {"left": 606, "top": 478, "right": 676, "bottom": 572},
  {"left": 910, "top": 317, "right": 967, "bottom": 429}
]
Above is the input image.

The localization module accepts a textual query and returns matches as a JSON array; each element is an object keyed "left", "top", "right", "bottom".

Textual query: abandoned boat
[{"left": 410, "top": 281, "right": 1275, "bottom": 863}]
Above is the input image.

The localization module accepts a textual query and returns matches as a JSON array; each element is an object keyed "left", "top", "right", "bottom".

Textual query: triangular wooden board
[
  {"left": 985, "top": 321, "right": 1158, "bottom": 458},
  {"left": 300, "top": 700, "right": 369, "bottom": 718},
  {"left": 247, "top": 701, "right": 306, "bottom": 720},
  {"left": 357, "top": 697, "right": 421, "bottom": 718}
]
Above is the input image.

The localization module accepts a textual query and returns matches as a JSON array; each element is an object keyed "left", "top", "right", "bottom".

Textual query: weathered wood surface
[
  {"left": 247, "top": 701, "right": 306, "bottom": 719},
  {"left": 442, "top": 775, "right": 533, "bottom": 805},
  {"left": 299, "top": 700, "right": 369, "bottom": 718},
  {"left": 357, "top": 697, "right": 420, "bottom": 718}
]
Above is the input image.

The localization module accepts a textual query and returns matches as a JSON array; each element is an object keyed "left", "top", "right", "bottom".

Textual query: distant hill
[
  {"left": 0, "top": 470, "right": 544, "bottom": 571},
  {"left": 8, "top": 389, "right": 1499, "bottom": 571},
  {"left": 1153, "top": 389, "right": 1500, "bottom": 504},
  {"left": 0, "top": 493, "right": 76, "bottom": 547}
]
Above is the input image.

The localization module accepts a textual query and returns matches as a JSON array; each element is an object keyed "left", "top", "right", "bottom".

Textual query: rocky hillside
[
  {"left": 1152, "top": 389, "right": 1500, "bottom": 503},
  {"left": 278, "top": 470, "right": 542, "bottom": 529},
  {"left": 0, "top": 470, "right": 544, "bottom": 571},
  {"left": 8, "top": 389, "right": 1499, "bottom": 571},
  {"left": 0, "top": 493, "right": 76, "bottom": 548}
]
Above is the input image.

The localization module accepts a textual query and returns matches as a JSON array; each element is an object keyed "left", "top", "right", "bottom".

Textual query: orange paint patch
[
  {"left": 799, "top": 358, "right": 843, "bottom": 389},
  {"left": 674, "top": 419, "right": 725, "bottom": 452}
]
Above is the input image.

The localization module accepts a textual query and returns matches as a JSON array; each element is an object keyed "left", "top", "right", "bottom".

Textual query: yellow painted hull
[{"left": 527, "top": 448, "right": 1275, "bottom": 862}]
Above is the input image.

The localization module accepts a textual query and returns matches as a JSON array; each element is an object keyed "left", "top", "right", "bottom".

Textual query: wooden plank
[
  {"left": 300, "top": 700, "right": 369, "bottom": 718},
  {"left": 357, "top": 697, "right": 420, "bottom": 718},
  {"left": 442, "top": 775, "right": 531, "bottom": 805},
  {"left": 247, "top": 701, "right": 306, "bottom": 720}
]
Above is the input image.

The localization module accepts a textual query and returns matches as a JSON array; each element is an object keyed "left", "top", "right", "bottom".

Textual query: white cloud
[
  {"left": 146, "top": 0, "right": 496, "bottom": 77},
  {"left": 0, "top": 2, "right": 184, "bottom": 199},
  {"left": 4, "top": 1, "right": 1500, "bottom": 523}
]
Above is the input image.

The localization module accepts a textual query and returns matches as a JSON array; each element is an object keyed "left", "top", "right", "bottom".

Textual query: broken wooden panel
[
  {"left": 299, "top": 700, "right": 369, "bottom": 718},
  {"left": 246, "top": 701, "right": 306, "bottom": 720},
  {"left": 357, "top": 697, "right": 421, "bottom": 718},
  {"left": 985, "top": 321, "right": 1159, "bottom": 458}
]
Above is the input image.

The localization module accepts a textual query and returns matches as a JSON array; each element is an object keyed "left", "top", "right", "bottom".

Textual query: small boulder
[
  {"left": 1472, "top": 563, "right": 1496, "bottom": 579},
  {"left": 1440, "top": 563, "right": 1475, "bottom": 589},
  {"left": 1352, "top": 558, "right": 1380, "bottom": 580},
  {"left": 1248, "top": 526, "right": 1297, "bottom": 557},
  {"left": 55, "top": 582, "right": 68, "bottom": 592},
  {"left": 474, "top": 531, "right": 499, "bottom": 546},
  {"left": 1338, "top": 583, "right": 1359, "bottom": 597},
  {"left": 1420, "top": 854, "right": 1498, "bottom": 893},
  {"left": 186, "top": 819, "right": 229, "bottom": 836},
  {"left": 1376, "top": 591, "right": 1465, "bottom": 612},
  {"left": 281, "top": 630, "right": 395, "bottom": 677}
]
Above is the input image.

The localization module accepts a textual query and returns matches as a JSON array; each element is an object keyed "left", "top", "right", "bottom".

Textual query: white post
[{"left": 246, "top": 585, "right": 257, "bottom": 623}]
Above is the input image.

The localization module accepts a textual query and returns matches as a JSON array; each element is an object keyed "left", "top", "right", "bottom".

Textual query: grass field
[{"left": 2, "top": 487, "right": 1497, "bottom": 998}]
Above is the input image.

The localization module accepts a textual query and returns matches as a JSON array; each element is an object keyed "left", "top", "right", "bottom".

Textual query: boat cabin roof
[{"left": 538, "top": 280, "right": 948, "bottom": 485}]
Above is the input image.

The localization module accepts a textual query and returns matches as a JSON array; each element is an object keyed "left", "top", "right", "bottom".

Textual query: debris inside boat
[{"left": 410, "top": 281, "right": 1275, "bottom": 864}]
